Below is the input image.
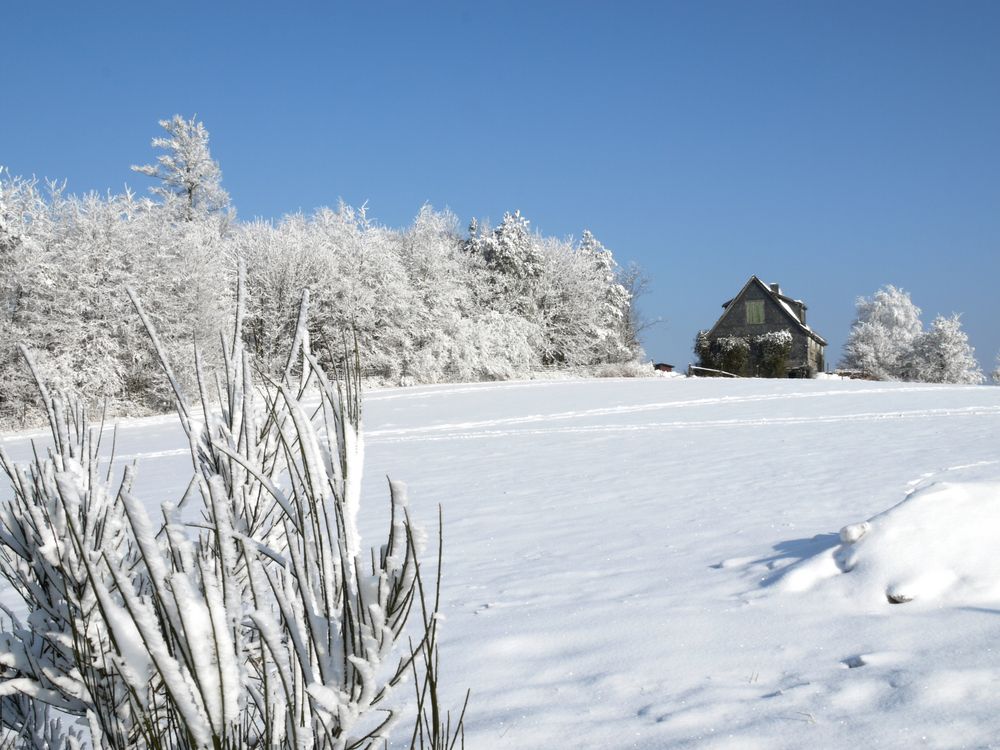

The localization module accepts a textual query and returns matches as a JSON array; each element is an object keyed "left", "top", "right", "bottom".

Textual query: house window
[{"left": 745, "top": 299, "right": 764, "bottom": 324}]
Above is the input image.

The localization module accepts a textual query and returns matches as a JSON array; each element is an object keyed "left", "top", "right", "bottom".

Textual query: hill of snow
[{"left": 3, "top": 377, "right": 1000, "bottom": 748}]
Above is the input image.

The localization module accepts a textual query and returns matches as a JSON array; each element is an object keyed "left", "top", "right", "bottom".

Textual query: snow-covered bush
[
  {"left": 694, "top": 330, "right": 713, "bottom": 369},
  {"left": 0, "top": 350, "right": 137, "bottom": 746},
  {"left": 595, "top": 360, "right": 654, "bottom": 378},
  {"left": 753, "top": 329, "right": 793, "bottom": 378},
  {"left": 695, "top": 330, "right": 793, "bottom": 377},
  {"left": 0, "top": 277, "right": 466, "bottom": 748},
  {"left": 695, "top": 333, "right": 750, "bottom": 375},
  {"left": 717, "top": 336, "right": 751, "bottom": 375}
]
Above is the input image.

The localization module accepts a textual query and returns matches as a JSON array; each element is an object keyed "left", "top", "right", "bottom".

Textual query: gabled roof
[{"left": 708, "top": 275, "right": 827, "bottom": 346}]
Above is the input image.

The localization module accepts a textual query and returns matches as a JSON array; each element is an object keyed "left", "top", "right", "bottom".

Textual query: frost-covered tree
[
  {"left": 233, "top": 216, "right": 324, "bottom": 370},
  {"left": 841, "top": 285, "right": 923, "bottom": 379},
  {"left": 132, "top": 115, "right": 231, "bottom": 224},
  {"left": 841, "top": 286, "right": 984, "bottom": 385},
  {"left": 0, "top": 171, "right": 45, "bottom": 421},
  {"left": 578, "top": 230, "right": 633, "bottom": 361},
  {"left": 903, "top": 314, "right": 984, "bottom": 384},
  {"left": 476, "top": 210, "right": 543, "bottom": 280},
  {"left": 466, "top": 210, "right": 547, "bottom": 323},
  {"left": 1, "top": 127, "right": 642, "bottom": 426},
  {"left": 463, "top": 217, "right": 636, "bottom": 367},
  {"left": 396, "top": 205, "right": 476, "bottom": 381},
  {"left": 310, "top": 204, "right": 412, "bottom": 378}
]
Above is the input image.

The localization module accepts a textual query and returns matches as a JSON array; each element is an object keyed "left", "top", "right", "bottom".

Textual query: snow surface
[{"left": 4, "top": 377, "right": 1000, "bottom": 748}]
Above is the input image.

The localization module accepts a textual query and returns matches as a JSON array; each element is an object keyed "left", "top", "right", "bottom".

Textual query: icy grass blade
[{"left": 0, "top": 272, "right": 464, "bottom": 749}]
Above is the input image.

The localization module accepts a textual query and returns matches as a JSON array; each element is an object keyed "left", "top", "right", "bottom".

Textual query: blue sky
[{"left": 4, "top": 1, "right": 999, "bottom": 371}]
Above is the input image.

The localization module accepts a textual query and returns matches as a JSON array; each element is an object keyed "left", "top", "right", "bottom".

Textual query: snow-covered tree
[
  {"left": 903, "top": 314, "right": 984, "bottom": 384},
  {"left": 476, "top": 210, "right": 543, "bottom": 280},
  {"left": 578, "top": 230, "right": 633, "bottom": 361},
  {"left": 395, "top": 205, "right": 475, "bottom": 381},
  {"left": 0, "top": 125, "right": 644, "bottom": 426},
  {"left": 131, "top": 115, "right": 231, "bottom": 224},
  {"left": 310, "top": 203, "right": 412, "bottom": 378},
  {"left": 465, "top": 210, "right": 548, "bottom": 324},
  {"left": 0, "top": 171, "right": 45, "bottom": 422},
  {"left": 841, "top": 285, "right": 923, "bottom": 379}
]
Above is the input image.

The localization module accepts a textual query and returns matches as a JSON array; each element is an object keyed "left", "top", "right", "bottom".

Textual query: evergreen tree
[
  {"left": 131, "top": 115, "right": 232, "bottom": 224},
  {"left": 578, "top": 230, "right": 633, "bottom": 361}
]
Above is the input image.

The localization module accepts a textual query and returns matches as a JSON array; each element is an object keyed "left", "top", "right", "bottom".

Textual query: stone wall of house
[{"left": 807, "top": 337, "right": 825, "bottom": 373}]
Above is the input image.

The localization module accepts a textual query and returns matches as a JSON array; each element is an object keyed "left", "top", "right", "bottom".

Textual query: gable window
[{"left": 745, "top": 299, "right": 765, "bottom": 324}]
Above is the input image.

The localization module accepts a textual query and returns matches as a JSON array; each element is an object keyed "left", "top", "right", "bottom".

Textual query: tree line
[{"left": 0, "top": 116, "right": 642, "bottom": 424}]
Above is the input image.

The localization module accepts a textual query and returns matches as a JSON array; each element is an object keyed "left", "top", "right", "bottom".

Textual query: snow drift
[{"left": 781, "top": 479, "right": 1000, "bottom": 606}]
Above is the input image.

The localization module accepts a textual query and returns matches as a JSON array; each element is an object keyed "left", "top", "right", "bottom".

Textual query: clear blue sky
[{"left": 4, "top": 1, "right": 1000, "bottom": 372}]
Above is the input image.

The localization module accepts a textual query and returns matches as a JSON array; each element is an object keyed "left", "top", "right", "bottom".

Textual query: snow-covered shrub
[
  {"left": 0, "top": 350, "right": 138, "bottom": 746},
  {"left": 696, "top": 334, "right": 750, "bottom": 375},
  {"left": 716, "top": 336, "right": 751, "bottom": 376},
  {"left": 753, "top": 329, "right": 793, "bottom": 378},
  {"left": 595, "top": 360, "right": 654, "bottom": 378},
  {"left": 0, "top": 276, "right": 465, "bottom": 748},
  {"left": 694, "top": 330, "right": 714, "bottom": 369},
  {"left": 695, "top": 330, "right": 792, "bottom": 378}
]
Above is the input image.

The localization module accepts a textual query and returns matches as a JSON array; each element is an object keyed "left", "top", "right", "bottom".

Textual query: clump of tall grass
[{"left": 0, "top": 270, "right": 466, "bottom": 749}]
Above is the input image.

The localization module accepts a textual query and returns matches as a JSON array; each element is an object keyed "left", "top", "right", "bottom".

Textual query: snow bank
[{"left": 782, "top": 480, "right": 1000, "bottom": 605}]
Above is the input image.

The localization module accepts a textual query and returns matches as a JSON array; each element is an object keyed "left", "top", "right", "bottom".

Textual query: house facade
[{"left": 697, "top": 276, "right": 827, "bottom": 377}]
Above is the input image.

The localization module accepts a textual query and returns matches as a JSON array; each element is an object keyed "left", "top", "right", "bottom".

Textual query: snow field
[{"left": 3, "top": 377, "right": 1000, "bottom": 748}]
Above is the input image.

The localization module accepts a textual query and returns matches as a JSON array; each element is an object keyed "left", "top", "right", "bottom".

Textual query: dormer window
[{"left": 745, "top": 299, "right": 764, "bottom": 325}]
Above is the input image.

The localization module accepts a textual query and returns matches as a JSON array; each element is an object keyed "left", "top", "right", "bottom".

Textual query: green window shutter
[{"left": 745, "top": 300, "right": 764, "bottom": 324}]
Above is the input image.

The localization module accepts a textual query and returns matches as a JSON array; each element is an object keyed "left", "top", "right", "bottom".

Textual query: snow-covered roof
[{"left": 776, "top": 297, "right": 805, "bottom": 326}]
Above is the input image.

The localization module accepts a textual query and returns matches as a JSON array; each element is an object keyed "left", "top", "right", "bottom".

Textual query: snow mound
[{"left": 781, "top": 480, "right": 1000, "bottom": 605}]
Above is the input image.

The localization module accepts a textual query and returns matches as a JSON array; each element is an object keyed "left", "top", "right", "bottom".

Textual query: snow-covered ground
[{"left": 4, "top": 377, "right": 1000, "bottom": 749}]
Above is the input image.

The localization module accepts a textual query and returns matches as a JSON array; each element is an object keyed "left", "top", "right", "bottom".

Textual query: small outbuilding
[
  {"left": 653, "top": 363, "right": 675, "bottom": 373},
  {"left": 696, "top": 276, "right": 827, "bottom": 378}
]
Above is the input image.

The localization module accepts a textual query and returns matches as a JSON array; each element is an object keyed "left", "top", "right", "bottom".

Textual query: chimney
[{"left": 770, "top": 282, "right": 781, "bottom": 295}]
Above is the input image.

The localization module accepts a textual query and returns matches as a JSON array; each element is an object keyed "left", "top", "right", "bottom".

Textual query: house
[
  {"left": 696, "top": 276, "right": 827, "bottom": 377},
  {"left": 653, "top": 363, "right": 674, "bottom": 373}
]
